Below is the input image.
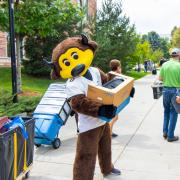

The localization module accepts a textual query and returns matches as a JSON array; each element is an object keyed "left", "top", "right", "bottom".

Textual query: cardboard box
[{"left": 87, "top": 71, "right": 134, "bottom": 106}]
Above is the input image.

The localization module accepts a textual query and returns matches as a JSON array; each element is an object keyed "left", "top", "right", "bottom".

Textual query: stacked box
[{"left": 87, "top": 72, "right": 134, "bottom": 106}]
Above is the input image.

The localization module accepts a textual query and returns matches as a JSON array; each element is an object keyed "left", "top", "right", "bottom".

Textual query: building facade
[
  {"left": 0, "top": 31, "right": 10, "bottom": 66},
  {"left": 0, "top": 31, "right": 7, "bottom": 57}
]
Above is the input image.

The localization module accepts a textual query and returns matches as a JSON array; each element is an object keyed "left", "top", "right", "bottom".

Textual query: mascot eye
[
  {"left": 63, "top": 59, "right": 70, "bottom": 66},
  {"left": 71, "top": 52, "right": 79, "bottom": 60}
]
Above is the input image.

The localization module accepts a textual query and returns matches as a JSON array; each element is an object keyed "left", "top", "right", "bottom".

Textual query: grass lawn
[
  {"left": 125, "top": 71, "right": 149, "bottom": 80},
  {"left": 0, "top": 67, "right": 62, "bottom": 94},
  {"left": 0, "top": 67, "right": 63, "bottom": 116},
  {"left": 0, "top": 68, "right": 148, "bottom": 94},
  {"left": 0, "top": 67, "right": 148, "bottom": 116}
]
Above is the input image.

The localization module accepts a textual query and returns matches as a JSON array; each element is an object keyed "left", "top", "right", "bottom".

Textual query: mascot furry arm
[{"left": 49, "top": 34, "right": 116, "bottom": 119}]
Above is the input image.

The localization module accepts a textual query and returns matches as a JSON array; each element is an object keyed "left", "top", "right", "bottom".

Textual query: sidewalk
[{"left": 30, "top": 74, "right": 180, "bottom": 180}]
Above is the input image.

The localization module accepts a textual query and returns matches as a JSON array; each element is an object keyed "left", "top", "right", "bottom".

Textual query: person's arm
[
  {"left": 159, "top": 66, "right": 164, "bottom": 81},
  {"left": 176, "top": 96, "right": 180, "bottom": 104},
  {"left": 159, "top": 76, "right": 163, "bottom": 81},
  {"left": 97, "top": 68, "right": 108, "bottom": 84}
]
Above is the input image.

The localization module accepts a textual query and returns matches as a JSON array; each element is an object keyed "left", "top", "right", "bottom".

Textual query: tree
[
  {"left": 129, "top": 41, "right": 152, "bottom": 69},
  {"left": 172, "top": 27, "right": 180, "bottom": 47},
  {"left": 142, "top": 31, "right": 161, "bottom": 51},
  {"left": 91, "top": 0, "right": 139, "bottom": 72},
  {"left": 142, "top": 31, "right": 170, "bottom": 59},
  {"left": 0, "top": 0, "right": 83, "bottom": 89},
  {"left": 159, "top": 38, "right": 170, "bottom": 59},
  {"left": 171, "top": 26, "right": 177, "bottom": 37},
  {"left": 150, "top": 49, "right": 164, "bottom": 63}
]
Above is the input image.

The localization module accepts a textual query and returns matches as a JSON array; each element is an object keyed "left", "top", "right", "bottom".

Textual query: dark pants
[
  {"left": 73, "top": 123, "right": 112, "bottom": 180},
  {"left": 163, "top": 87, "right": 178, "bottom": 138}
]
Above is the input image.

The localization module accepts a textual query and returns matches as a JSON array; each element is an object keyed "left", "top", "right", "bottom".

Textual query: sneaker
[
  {"left": 111, "top": 133, "right": 118, "bottom": 138},
  {"left": 167, "top": 136, "right": 179, "bottom": 142},
  {"left": 110, "top": 168, "right": 121, "bottom": 176},
  {"left": 163, "top": 133, "right": 167, "bottom": 139}
]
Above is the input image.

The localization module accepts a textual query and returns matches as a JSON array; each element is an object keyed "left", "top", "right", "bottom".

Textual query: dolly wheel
[
  {"left": 52, "top": 138, "right": 61, "bottom": 149},
  {"left": 35, "top": 144, "right": 41, "bottom": 148}
]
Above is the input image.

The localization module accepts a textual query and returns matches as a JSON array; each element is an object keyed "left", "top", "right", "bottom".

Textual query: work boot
[
  {"left": 163, "top": 132, "right": 167, "bottom": 139},
  {"left": 167, "top": 136, "right": 179, "bottom": 142}
]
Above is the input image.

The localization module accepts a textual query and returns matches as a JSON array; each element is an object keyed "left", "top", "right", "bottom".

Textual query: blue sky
[{"left": 97, "top": 0, "right": 180, "bottom": 35}]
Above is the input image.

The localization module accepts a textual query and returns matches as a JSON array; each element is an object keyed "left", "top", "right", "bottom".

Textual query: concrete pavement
[{"left": 29, "top": 74, "right": 180, "bottom": 180}]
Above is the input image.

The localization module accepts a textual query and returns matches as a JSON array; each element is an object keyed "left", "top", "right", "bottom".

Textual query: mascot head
[{"left": 50, "top": 34, "right": 98, "bottom": 79}]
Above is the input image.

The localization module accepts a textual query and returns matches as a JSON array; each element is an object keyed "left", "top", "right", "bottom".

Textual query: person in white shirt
[{"left": 50, "top": 34, "right": 121, "bottom": 180}]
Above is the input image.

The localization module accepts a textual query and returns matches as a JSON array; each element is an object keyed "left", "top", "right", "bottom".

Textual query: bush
[
  {"left": 0, "top": 90, "right": 41, "bottom": 116},
  {"left": 22, "top": 36, "right": 59, "bottom": 77}
]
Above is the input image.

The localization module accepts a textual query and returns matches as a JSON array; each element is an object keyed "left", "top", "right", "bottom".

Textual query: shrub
[{"left": 0, "top": 90, "right": 41, "bottom": 116}]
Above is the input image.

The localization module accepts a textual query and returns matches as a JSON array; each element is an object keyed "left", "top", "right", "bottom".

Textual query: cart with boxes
[{"left": 33, "top": 83, "right": 72, "bottom": 149}]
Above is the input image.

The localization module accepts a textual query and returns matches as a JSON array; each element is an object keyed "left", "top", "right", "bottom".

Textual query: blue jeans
[{"left": 163, "top": 87, "right": 178, "bottom": 138}]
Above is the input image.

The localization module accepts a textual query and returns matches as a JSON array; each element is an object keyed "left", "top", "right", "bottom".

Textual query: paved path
[{"left": 30, "top": 74, "right": 180, "bottom": 180}]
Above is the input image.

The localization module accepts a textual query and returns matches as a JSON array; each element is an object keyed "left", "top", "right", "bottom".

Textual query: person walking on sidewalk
[
  {"left": 159, "top": 48, "right": 180, "bottom": 142},
  {"left": 108, "top": 59, "right": 122, "bottom": 138}
]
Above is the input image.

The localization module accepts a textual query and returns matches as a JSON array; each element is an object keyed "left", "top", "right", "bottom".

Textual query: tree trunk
[{"left": 16, "top": 34, "right": 22, "bottom": 93}]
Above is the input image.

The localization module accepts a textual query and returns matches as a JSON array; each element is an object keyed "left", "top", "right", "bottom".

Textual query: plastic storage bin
[
  {"left": 0, "top": 117, "right": 35, "bottom": 180},
  {"left": 33, "top": 83, "right": 72, "bottom": 149}
]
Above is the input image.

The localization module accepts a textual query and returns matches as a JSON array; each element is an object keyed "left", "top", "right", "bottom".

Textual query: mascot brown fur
[{"left": 50, "top": 34, "right": 121, "bottom": 180}]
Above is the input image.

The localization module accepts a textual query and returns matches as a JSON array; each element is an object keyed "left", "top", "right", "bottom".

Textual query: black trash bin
[
  {"left": 0, "top": 117, "right": 35, "bottom": 180},
  {"left": 152, "top": 83, "right": 163, "bottom": 99}
]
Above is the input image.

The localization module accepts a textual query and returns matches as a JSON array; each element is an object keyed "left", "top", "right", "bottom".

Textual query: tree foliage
[
  {"left": 150, "top": 49, "right": 164, "bottom": 63},
  {"left": 142, "top": 31, "right": 161, "bottom": 51},
  {"left": 129, "top": 41, "right": 151, "bottom": 65},
  {"left": 91, "top": 0, "right": 139, "bottom": 72},
  {"left": 0, "top": 0, "right": 83, "bottom": 37},
  {"left": 172, "top": 27, "right": 180, "bottom": 47},
  {"left": 0, "top": 0, "right": 84, "bottom": 76},
  {"left": 142, "top": 31, "right": 170, "bottom": 59}
]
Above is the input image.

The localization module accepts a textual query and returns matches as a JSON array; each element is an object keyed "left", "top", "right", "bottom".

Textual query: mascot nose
[{"left": 71, "top": 64, "right": 85, "bottom": 77}]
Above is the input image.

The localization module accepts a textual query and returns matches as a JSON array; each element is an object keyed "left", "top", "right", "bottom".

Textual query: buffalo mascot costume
[{"left": 50, "top": 34, "right": 121, "bottom": 180}]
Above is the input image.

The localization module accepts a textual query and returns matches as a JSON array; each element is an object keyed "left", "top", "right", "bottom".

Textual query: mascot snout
[{"left": 71, "top": 64, "right": 85, "bottom": 77}]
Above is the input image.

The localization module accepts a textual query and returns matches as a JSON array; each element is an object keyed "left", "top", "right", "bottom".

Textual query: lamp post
[{"left": 8, "top": 0, "right": 18, "bottom": 103}]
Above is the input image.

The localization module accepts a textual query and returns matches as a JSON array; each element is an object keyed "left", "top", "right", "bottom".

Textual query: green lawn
[
  {"left": 0, "top": 67, "right": 63, "bottom": 116},
  {"left": 0, "top": 67, "right": 148, "bottom": 116},
  {"left": 0, "top": 68, "right": 148, "bottom": 93},
  {"left": 125, "top": 71, "right": 149, "bottom": 80},
  {"left": 0, "top": 67, "right": 61, "bottom": 94}
]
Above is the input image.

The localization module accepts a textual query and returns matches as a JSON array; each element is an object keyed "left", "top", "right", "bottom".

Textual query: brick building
[
  {"left": 0, "top": 31, "right": 7, "bottom": 57},
  {"left": 0, "top": 31, "right": 10, "bottom": 66}
]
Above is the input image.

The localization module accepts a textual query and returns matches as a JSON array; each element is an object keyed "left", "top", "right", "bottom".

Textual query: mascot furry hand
[{"left": 50, "top": 34, "right": 121, "bottom": 180}]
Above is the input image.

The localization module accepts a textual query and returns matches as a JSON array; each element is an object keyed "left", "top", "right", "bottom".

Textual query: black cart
[{"left": 0, "top": 117, "right": 35, "bottom": 180}]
